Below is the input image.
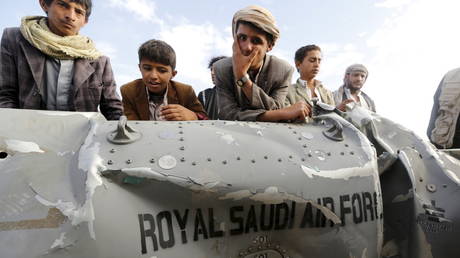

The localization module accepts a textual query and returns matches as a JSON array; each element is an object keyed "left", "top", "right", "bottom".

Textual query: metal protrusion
[
  {"left": 107, "top": 116, "right": 142, "bottom": 144},
  {"left": 207, "top": 158, "right": 212, "bottom": 162},
  {"left": 340, "top": 152, "right": 345, "bottom": 155},
  {"left": 327, "top": 152, "right": 331, "bottom": 156},
  {"left": 180, "top": 157, "right": 185, "bottom": 162},
  {"left": 419, "top": 177, "right": 424, "bottom": 182},
  {"left": 308, "top": 154, "right": 312, "bottom": 157},
  {"left": 289, "top": 155, "right": 293, "bottom": 159},
  {"left": 179, "top": 146, "right": 185, "bottom": 151},
  {"left": 427, "top": 184, "right": 437, "bottom": 193},
  {"left": 110, "top": 149, "right": 116, "bottom": 153},
  {"left": 126, "top": 159, "right": 132, "bottom": 164},
  {"left": 303, "top": 144, "right": 307, "bottom": 148},
  {"left": 278, "top": 158, "right": 282, "bottom": 162},
  {"left": 264, "top": 156, "right": 268, "bottom": 159},
  {"left": 293, "top": 131, "right": 297, "bottom": 134},
  {"left": 350, "top": 151, "right": 354, "bottom": 155},
  {"left": 298, "top": 137, "right": 302, "bottom": 140},
  {"left": 316, "top": 116, "right": 344, "bottom": 142},
  {"left": 301, "top": 158, "right": 306, "bottom": 162},
  {"left": 345, "top": 144, "right": 349, "bottom": 147},
  {"left": 107, "top": 160, "right": 113, "bottom": 165},
  {"left": 192, "top": 162, "right": 196, "bottom": 166},
  {"left": 251, "top": 159, "right": 256, "bottom": 163},
  {"left": 236, "top": 156, "right": 241, "bottom": 161},
  {"left": 223, "top": 160, "right": 227, "bottom": 165},
  {"left": 443, "top": 184, "right": 447, "bottom": 188},
  {"left": 179, "top": 137, "right": 184, "bottom": 141},
  {"left": 179, "top": 131, "right": 184, "bottom": 134},
  {"left": 150, "top": 158, "right": 155, "bottom": 163}
]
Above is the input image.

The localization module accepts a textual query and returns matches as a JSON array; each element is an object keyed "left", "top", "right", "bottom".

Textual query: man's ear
[
  {"left": 172, "top": 70, "right": 178, "bottom": 78},
  {"left": 39, "top": 0, "right": 49, "bottom": 14}
]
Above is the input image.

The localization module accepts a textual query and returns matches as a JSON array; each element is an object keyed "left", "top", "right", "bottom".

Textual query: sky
[{"left": 2, "top": 0, "right": 460, "bottom": 138}]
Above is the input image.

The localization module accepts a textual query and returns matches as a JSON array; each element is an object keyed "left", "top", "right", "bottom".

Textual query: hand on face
[
  {"left": 232, "top": 39, "right": 259, "bottom": 79},
  {"left": 160, "top": 104, "right": 198, "bottom": 121}
]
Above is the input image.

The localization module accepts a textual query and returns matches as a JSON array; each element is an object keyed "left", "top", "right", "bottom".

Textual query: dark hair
[
  {"left": 208, "top": 56, "right": 227, "bottom": 69},
  {"left": 236, "top": 21, "right": 274, "bottom": 47},
  {"left": 43, "top": 0, "right": 92, "bottom": 18},
  {"left": 138, "top": 39, "right": 176, "bottom": 70},
  {"left": 294, "top": 45, "right": 321, "bottom": 64}
]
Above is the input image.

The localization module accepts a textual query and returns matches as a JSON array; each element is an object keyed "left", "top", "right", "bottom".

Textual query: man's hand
[
  {"left": 160, "top": 104, "right": 198, "bottom": 121},
  {"left": 336, "top": 99, "right": 354, "bottom": 112},
  {"left": 285, "top": 101, "right": 311, "bottom": 121},
  {"left": 232, "top": 40, "right": 259, "bottom": 80}
]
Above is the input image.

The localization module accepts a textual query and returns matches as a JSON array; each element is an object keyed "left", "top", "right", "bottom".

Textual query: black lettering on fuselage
[
  {"left": 209, "top": 208, "right": 224, "bottom": 238},
  {"left": 157, "top": 211, "right": 175, "bottom": 249},
  {"left": 230, "top": 206, "right": 244, "bottom": 235},
  {"left": 193, "top": 209, "right": 208, "bottom": 241},
  {"left": 138, "top": 214, "right": 158, "bottom": 254},
  {"left": 173, "top": 209, "right": 189, "bottom": 244}
]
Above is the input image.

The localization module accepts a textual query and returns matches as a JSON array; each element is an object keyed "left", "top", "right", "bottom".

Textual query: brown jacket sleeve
[
  {"left": 120, "top": 83, "right": 141, "bottom": 120},
  {"left": 171, "top": 81, "right": 208, "bottom": 119}
]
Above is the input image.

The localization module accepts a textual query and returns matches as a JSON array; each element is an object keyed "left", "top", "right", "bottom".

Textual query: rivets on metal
[
  {"left": 340, "top": 152, "right": 345, "bottom": 155},
  {"left": 308, "top": 154, "right": 312, "bottom": 157},
  {"left": 264, "top": 156, "right": 268, "bottom": 159},
  {"left": 278, "top": 158, "right": 282, "bottom": 162},
  {"left": 179, "top": 146, "right": 185, "bottom": 151},
  {"left": 126, "top": 159, "right": 132, "bottom": 164},
  {"left": 298, "top": 137, "right": 302, "bottom": 140},
  {"left": 426, "top": 184, "right": 436, "bottom": 193},
  {"left": 222, "top": 160, "right": 227, "bottom": 165},
  {"left": 107, "top": 160, "right": 113, "bottom": 165},
  {"left": 192, "top": 162, "right": 196, "bottom": 166},
  {"left": 150, "top": 158, "right": 155, "bottom": 163},
  {"left": 236, "top": 156, "right": 241, "bottom": 161},
  {"left": 180, "top": 157, "right": 185, "bottom": 162},
  {"left": 301, "top": 158, "right": 306, "bottom": 162},
  {"left": 179, "top": 137, "right": 184, "bottom": 141},
  {"left": 419, "top": 177, "right": 423, "bottom": 182},
  {"left": 178, "top": 125, "right": 183, "bottom": 128},
  {"left": 207, "top": 158, "right": 212, "bottom": 162},
  {"left": 303, "top": 144, "right": 307, "bottom": 148},
  {"left": 327, "top": 152, "right": 331, "bottom": 156},
  {"left": 345, "top": 144, "right": 349, "bottom": 147},
  {"left": 251, "top": 159, "right": 256, "bottom": 163},
  {"left": 179, "top": 131, "right": 184, "bottom": 134},
  {"left": 289, "top": 155, "right": 293, "bottom": 159},
  {"left": 350, "top": 151, "right": 354, "bottom": 155},
  {"left": 443, "top": 184, "right": 447, "bottom": 188},
  {"left": 109, "top": 149, "right": 116, "bottom": 153}
]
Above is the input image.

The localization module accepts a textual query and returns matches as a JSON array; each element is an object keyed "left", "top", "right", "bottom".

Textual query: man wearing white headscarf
[
  {"left": 214, "top": 6, "right": 310, "bottom": 122},
  {"left": 334, "top": 64, "right": 376, "bottom": 112}
]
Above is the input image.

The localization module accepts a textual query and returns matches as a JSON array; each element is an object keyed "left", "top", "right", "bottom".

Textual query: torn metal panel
[
  {"left": 344, "top": 105, "right": 460, "bottom": 258},
  {"left": 0, "top": 106, "right": 420, "bottom": 257}
]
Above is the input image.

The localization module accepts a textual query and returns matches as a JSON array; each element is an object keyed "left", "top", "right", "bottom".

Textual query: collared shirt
[
  {"left": 146, "top": 86, "right": 168, "bottom": 121},
  {"left": 345, "top": 87, "right": 370, "bottom": 110},
  {"left": 299, "top": 79, "right": 324, "bottom": 103},
  {"left": 44, "top": 58, "right": 75, "bottom": 110}
]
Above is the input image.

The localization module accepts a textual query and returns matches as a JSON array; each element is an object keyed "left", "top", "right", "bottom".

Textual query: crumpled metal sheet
[
  {"left": 344, "top": 105, "right": 460, "bottom": 258},
  {"left": 0, "top": 108, "right": 383, "bottom": 257}
]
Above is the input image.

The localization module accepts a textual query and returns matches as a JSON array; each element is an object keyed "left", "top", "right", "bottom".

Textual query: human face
[
  {"left": 345, "top": 71, "right": 367, "bottom": 91},
  {"left": 210, "top": 67, "right": 217, "bottom": 85},
  {"left": 139, "top": 59, "right": 177, "bottom": 95},
  {"left": 235, "top": 23, "right": 272, "bottom": 70},
  {"left": 296, "top": 50, "right": 322, "bottom": 81},
  {"left": 40, "top": 0, "right": 87, "bottom": 36}
]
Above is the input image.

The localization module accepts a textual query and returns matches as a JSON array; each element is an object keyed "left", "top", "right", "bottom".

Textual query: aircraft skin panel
[{"left": 1, "top": 105, "right": 459, "bottom": 257}]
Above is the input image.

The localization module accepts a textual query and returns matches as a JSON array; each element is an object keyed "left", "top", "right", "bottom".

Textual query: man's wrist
[{"left": 235, "top": 73, "right": 250, "bottom": 87}]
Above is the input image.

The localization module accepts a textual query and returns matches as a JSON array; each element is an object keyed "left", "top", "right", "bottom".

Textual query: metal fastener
[
  {"left": 150, "top": 158, "right": 155, "bottom": 163},
  {"left": 126, "top": 159, "right": 132, "bottom": 164},
  {"left": 109, "top": 149, "right": 116, "bottom": 153},
  {"left": 107, "top": 160, "right": 113, "bottom": 165},
  {"left": 179, "top": 146, "right": 185, "bottom": 151},
  {"left": 426, "top": 184, "right": 436, "bottom": 193}
]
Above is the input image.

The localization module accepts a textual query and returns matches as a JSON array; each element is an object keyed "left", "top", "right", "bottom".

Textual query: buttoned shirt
[
  {"left": 44, "top": 58, "right": 75, "bottom": 111},
  {"left": 344, "top": 87, "right": 370, "bottom": 110},
  {"left": 147, "top": 87, "right": 168, "bottom": 121}
]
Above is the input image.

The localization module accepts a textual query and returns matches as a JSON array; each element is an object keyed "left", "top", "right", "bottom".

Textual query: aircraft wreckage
[{"left": 0, "top": 103, "right": 459, "bottom": 258}]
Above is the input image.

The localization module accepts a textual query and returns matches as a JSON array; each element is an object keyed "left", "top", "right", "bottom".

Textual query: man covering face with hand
[{"left": 214, "top": 6, "right": 310, "bottom": 122}]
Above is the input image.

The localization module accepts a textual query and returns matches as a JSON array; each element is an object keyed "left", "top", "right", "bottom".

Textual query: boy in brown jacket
[{"left": 121, "top": 39, "right": 207, "bottom": 121}]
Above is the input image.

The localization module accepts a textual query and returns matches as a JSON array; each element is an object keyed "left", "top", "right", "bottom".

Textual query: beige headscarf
[
  {"left": 20, "top": 16, "right": 102, "bottom": 60},
  {"left": 232, "top": 6, "right": 280, "bottom": 47}
]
